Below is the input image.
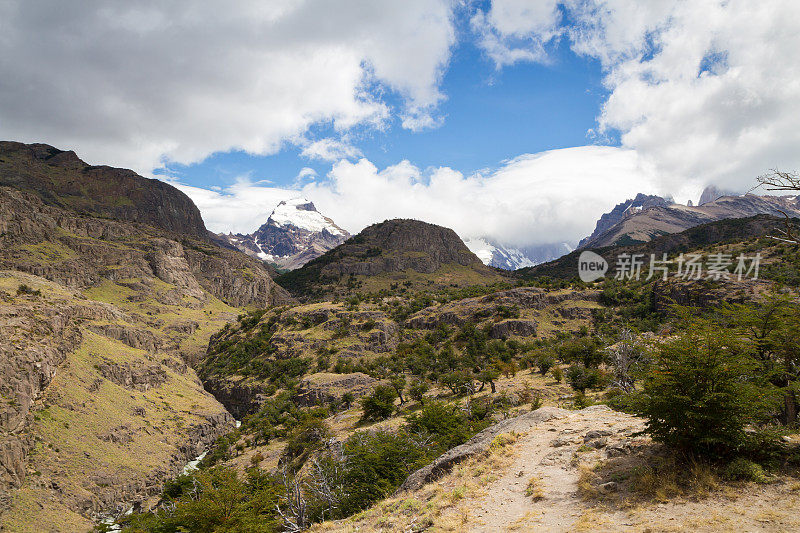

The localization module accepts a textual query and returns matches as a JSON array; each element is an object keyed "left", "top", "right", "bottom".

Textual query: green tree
[
  {"left": 389, "top": 374, "right": 407, "bottom": 404},
  {"left": 440, "top": 370, "right": 474, "bottom": 396},
  {"left": 557, "top": 337, "right": 603, "bottom": 368},
  {"left": 721, "top": 295, "right": 800, "bottom": 426},
  {"left": 408, "top": 379, "right": 429, "bottom": 402},
  {"left": 477, "top": 367, "right": 500, "bottom": 393},
  {"left": 633, "top": 314, "right": 765, "bottom": 457}
]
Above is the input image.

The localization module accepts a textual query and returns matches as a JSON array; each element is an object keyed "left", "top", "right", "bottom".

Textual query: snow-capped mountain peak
[
  {"left": 219, "top": 198, "right": 350, "bottom": 270},
  {"left": 463, "top": 237, "right": 574, "bottom": 271},
  {"left": 267, "top": 197, "right": 346, "bottom": 236},
  {"left": 463, "top": 238, "right": 536, "bottom": 270}
]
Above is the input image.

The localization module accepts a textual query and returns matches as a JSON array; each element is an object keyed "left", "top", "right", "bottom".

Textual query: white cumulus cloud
[
  {"left": 173, "top": 179, "right": 298, "bottom": 234},
  {"left": 0, "top": 0, "right": 456, "bottom": 174},
  {"left": 300, "top": 138, "right": 363, "bottom": 162},
  {"left": 178, "top": 146, "right": 661, "bottom": 246},
  {"left": 475, "top": 0, "right": 800, "bottom": 195}
]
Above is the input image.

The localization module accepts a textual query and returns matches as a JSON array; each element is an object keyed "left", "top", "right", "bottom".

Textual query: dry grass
[
  {"left": 525, "top": 476, "right": 545, "bottom": 501},
  {"left": 579, "top": 451, "right": 723, "bottom": 507},
  {"left": 312, "top": 429, "right": 523, "bottom": 532}
]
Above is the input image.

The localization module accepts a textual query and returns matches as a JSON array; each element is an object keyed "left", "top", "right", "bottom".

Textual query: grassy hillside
[
  {"left": 0, "top": 271, "right": 237, "bottom": 531},
  {"left": 0, "top": 186, "right": 288, "bottom": 528}
]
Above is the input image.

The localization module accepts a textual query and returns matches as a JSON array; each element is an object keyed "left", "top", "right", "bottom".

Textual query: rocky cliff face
[
  {"left": 0, "top": 187, "right": 292, "bottom": 308},
  {"left": 222, "top": 198, "right": 350, "bottom": 270},
  {"left": 0, "top": 141, "right": 208, "bottom": 239},
  {"left": 579, "top": 193, "right": 671, "bottom": 249},
  {"left": 0, "top": 146, "right": 292, "bottom": 528}
]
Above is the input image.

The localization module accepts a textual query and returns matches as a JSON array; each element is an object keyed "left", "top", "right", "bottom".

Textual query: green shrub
[
  {"left": 566, "top": 364, "right": 600, "bottom": 392},
  {"left": 118, "top": 467, "right": 282, "bottom": 533},
  {"left": 333, "top": 430, "right": 430, "bottom": 517},
  {"left": 281, "top": 419, "right": 330, "bottom": 468},
  {"left": 360, "top": 385, "right": 397, "bottom": 421},
  {"left": 723, "top": 457, "right": 769, "bottom": 483},
  {"left": 16, "top": 284, "right": 41, "bottom": 297},
  {"left": 572, "top": 392, "right": 594, "bottom": 409}
]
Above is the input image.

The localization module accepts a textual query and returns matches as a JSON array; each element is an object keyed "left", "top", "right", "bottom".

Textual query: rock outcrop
[
  {"left": 397, "top": 407, "right": 570, "bottom": 493},
  {"left": 0, "top": 284, "right": 83, "bottom": 509}
]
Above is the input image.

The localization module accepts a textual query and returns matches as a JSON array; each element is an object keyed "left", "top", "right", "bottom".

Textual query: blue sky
[{"left": 155, "top": 7, "right": 611, "bottom": 191}]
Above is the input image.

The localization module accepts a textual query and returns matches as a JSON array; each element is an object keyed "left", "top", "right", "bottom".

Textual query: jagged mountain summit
[
  {"left": 578, "top": 192, "right": 800, "bottom": 249},
  {"left": 223, "top": 198, "right": 350, "bottom": 270},
  {"left": 578, "top": 193, "right": 672, "bottom": 249},
  {"left": 698, "top": 184, "right": 737, "bottom": 205}
]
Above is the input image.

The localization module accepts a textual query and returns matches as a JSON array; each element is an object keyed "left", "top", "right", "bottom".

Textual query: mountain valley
[{"left": 0, "top": 143, "right": 799, "bottom": 533}]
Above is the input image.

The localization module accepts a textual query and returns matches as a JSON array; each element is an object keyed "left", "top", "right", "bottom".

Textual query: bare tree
[
  {"left": 609, "top": 328, "right": 649, "bottom": 392},
  {"left": 758, "top": 169, "right": 800, "bottom": 192},
  {"left": 756, "top": 169, "right": 800, "bottom": 244},
  {"left": 304, "top": 442, "right": 347, "bottom": 522},
  {"left": 277, "top": 467, "right": 309, "bottom": 533}
]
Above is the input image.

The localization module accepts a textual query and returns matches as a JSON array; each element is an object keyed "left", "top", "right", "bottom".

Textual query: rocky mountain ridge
[
  {"left": 578, "top": 193, "right": 672, "bottom": 249},
  {"left": 520, "top": 214, "right": 797, "bottom": 280},
  {"left": 0, "top": 141, "right": 208, "bottom": 239},
  {"left": 579, "top": 193, "right": 800, "bottom": 249}
]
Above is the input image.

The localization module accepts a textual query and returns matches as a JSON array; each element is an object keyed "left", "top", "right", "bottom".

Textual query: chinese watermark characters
[{"left": 611, "top": 252, "right": 761, "bottom": 281}]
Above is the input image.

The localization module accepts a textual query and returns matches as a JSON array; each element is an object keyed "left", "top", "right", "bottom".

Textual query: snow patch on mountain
[{"left": 464, "top": 238, "right": 536, "bottom": 270}]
